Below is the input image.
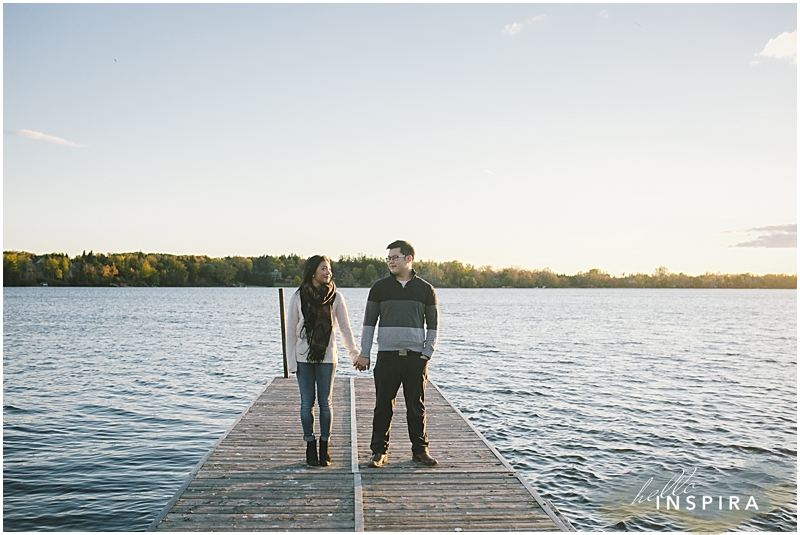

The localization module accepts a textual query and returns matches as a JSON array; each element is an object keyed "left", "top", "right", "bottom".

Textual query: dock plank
[
  {"left": 149, "top": 376, "right": 571, "bottom": 531},
  {"left": 151, "top": 378, "right": 356, "bottom": 531},
  {"left": 354, "top": 379, "right": 567, "bottom": 531}
]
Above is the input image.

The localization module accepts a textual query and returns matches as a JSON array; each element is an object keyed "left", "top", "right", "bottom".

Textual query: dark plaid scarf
[{"left": 299, "top": 281, "right": 337, "bottom": 363}]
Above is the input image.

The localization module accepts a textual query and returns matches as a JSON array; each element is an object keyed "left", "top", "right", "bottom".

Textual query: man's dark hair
[{"left": 387, "top": 240, "right": 415, "bottom": 258}]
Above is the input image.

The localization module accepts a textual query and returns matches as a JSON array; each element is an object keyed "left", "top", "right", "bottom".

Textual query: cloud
[
  {"left": 4, "top": 129, "right": 85, "bottom": 147},
  {"left": 732, "top": 224, "right": 797, "bottom": 248},
  {"left": 599, "top": 10, "right": 610, "bottom": 19},
  {"left": 749, "top": 224, "right": 798, "bottom": 232},
  {"left": 502, "top": 23, "right": 524, "bottom": 36},
  {"left": 502, "top": 15, "right": 546, "bottom": 36},
  {"left": 757, "top": 30, "right": 797, "bottom": 64}
]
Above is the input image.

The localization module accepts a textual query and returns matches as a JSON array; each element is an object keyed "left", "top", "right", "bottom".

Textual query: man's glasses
[{"left": 386, "top": 255, "right": 407, "bottom": 263}]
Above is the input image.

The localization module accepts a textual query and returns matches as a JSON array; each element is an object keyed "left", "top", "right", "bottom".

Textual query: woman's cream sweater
[{"left": 285, "top": 289, "right": 359, "bottom": 373}]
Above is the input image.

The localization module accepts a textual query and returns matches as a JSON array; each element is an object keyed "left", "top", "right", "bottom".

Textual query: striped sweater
[{"left": 360, "top": 270, "right": 439, "bottom": 359}]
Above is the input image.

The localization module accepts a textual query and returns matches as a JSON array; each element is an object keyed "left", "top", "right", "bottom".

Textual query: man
[{"left": 355, "top": 240, "right": 439, "bottom": 467}]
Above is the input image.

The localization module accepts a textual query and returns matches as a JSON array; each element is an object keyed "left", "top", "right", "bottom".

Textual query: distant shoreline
[{"left": 4, "top": 250, "right": 796, "bottom": 289}]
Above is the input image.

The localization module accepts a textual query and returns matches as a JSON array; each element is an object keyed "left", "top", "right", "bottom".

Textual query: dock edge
[
  {"left": 146, "top": 377, "right": 276, "bottom": 531},
  {"left": 430, "top": 381, "right": 576, "bottom": 532}
]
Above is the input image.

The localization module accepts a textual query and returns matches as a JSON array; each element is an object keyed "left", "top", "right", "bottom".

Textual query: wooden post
[{"left": 279, "top": 288, "right": 289, "bottom": 378}]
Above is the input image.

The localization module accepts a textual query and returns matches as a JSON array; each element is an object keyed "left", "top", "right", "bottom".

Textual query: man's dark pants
[{"left": 370, "top": 351, "right": 429, "bottom": 455}]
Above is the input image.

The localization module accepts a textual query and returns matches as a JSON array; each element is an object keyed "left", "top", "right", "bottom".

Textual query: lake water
[{"left": 3, "top": 287, "right": 796, "bottom": 531}]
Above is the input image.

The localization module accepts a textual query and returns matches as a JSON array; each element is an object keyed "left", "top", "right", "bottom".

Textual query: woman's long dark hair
[{"left": 301, "top": 255, "right": 331, "bottom": 288}]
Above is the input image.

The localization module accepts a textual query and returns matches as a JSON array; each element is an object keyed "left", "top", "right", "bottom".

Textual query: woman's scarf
[{"left": 299, "top": 281, "right": 337, "bottom": 363}]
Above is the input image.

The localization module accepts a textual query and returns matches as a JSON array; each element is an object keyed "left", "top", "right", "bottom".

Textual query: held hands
[{"left": 354, "top": 355, "right": 370, "bottom": 371}]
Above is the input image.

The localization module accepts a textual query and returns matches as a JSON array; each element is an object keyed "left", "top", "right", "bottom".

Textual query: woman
[{"left": 286, "top": 255, "right": 359, "bottom": 466}]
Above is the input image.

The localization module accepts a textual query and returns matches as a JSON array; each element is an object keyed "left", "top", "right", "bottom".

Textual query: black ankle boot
[
  {"left": 306, "top": 440, "right": 318, "bottom": 466},
  {"left": 319, "top": 440, "right": 331, "bottom": 466}
]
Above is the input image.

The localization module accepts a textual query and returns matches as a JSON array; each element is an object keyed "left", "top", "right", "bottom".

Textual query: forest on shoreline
[{"left": 3, "top": 250, "right": 796, "bottom": 289}]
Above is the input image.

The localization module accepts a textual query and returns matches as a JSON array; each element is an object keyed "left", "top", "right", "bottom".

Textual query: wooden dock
[{"left": 149, "top": 377, "right": 574, "bottom": 532}]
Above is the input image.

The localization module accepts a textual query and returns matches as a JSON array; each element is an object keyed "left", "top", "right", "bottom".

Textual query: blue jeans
[{"left": 296, "top": 362, "right": 336, "bottom": 442}]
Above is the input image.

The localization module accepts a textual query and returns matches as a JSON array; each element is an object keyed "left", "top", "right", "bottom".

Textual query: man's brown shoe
[
  {"left": 368, "top": 453, "right": 387, "bottom": 468},
  {"left": 412, "top": 451, "right": 438, "bottom": 466}
]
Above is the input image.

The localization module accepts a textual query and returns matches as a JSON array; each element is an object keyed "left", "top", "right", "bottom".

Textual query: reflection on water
[{"left": 3, "top": 287, "right": 796, "bottom": 531}]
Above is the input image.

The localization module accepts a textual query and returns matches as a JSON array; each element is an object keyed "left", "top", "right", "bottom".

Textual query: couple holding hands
[{"left": 285, "top": 240, "right": 439, "bottom": 468}]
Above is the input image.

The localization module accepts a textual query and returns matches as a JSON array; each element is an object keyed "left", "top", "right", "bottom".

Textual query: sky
[{"left": 3, "top": 3, "right": 797, "bottom": 276}]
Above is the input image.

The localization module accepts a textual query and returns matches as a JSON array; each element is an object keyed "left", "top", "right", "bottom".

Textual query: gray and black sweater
[{"left": 360, "top": 270, "right": 439, "bottom": 359}]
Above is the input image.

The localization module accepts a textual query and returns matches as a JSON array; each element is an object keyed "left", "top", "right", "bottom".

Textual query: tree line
[{"left": 3, "top": 250, "right": 796, "bottom": 289}]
